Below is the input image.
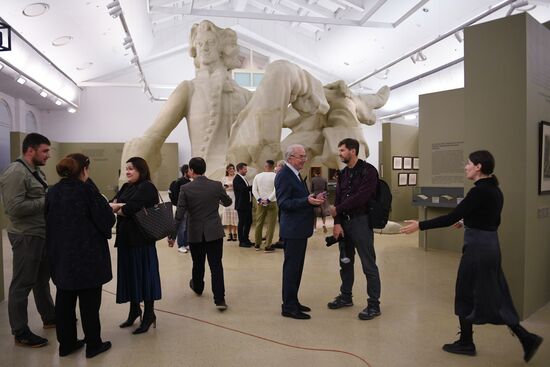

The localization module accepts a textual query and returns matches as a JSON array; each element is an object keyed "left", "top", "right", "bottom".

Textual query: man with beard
[
  {"left": 0, "top": 133, "right": 56, "bottom": 347},
  {"left": 327, "top": 138, "right": 382, "bottom": 320}
]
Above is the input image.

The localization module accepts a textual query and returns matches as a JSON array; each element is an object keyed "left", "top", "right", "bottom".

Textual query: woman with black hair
[
  {"left": 111, "top": 157, "right": 161, "bottom": 334},
  {"left": 46, "top": 153, "right": 114, "bottom": 358},
  {"left": 401, "top": 150, "right": 543, "bottom": 362}
]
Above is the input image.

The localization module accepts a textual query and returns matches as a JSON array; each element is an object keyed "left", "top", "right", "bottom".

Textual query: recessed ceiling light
[
  {"left": 76, "top": 62, "right": 93, "bottom": 71},
  {"left": 16, "top": 76, "right": 26, "bottom": 84},
  {"left": 39, "top": 89, "right": 48, "bottom": 98},
  {"left": 67, "top": 107, "right": 76, "bottom": 113},
  {"left": 52, "top": 36, "right": 74, "bottom": 47},
  {"left": 55, "top": 99, "right": 63, "bottom": 106},
  {"left": 22, "top": 3, "right": 50, "bottom": 17},
  {"left": 404, "top": 114, "right": 416, "bottom": 120}
]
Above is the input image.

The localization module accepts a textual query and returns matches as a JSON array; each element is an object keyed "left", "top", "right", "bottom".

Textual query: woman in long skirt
[
  {"left": 110, "top": 157, "right": 161, "bottom": 334},
  {"left": 401, "top": 150, "right": 543, "bottom": 362}
]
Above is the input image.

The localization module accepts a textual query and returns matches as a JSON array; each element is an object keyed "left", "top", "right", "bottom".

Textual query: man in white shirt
[{"left": 252, "top": 160, "right": 278, "bottom": 252}]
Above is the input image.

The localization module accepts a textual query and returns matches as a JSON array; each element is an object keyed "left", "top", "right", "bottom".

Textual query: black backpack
[
  {"left": 367, "top": 178, "right": 392, "bottom": 229},
  {"left": 337, "top": 162, "right": 392, "bottom": 229}
]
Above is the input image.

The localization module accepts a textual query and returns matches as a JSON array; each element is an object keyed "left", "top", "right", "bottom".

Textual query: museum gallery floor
[{"left": 0, "top": 227, "right": 548, "bottom": 366}]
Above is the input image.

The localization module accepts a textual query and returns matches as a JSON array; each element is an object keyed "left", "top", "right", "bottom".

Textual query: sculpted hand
[{"left": 400, "top": 220, "right": 419, "bottom": 234}]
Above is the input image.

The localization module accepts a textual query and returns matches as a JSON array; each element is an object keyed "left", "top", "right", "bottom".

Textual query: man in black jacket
[
  {"left": 168, "top": 165, "right": 191, "bottom": 253},
  {"left": 233, "top": 162, "right": 254, "bottom": 248},
  {"left": 328, "top": 138, "right": 381, "bottom": 321}
]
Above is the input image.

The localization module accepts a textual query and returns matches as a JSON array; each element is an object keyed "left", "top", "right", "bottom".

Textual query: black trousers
[
  {"left": 55, "top": 287, "right": 103, "bottom": 350},
  {"left": 237, "top": 208, "right": 253, "bottom": 244},
  {"left": 189, "top": 238, "right": 225, "bottom": 304},
  {"left": 339, "top": 215, "right": 381, "bottom": 306},
  {"left": 282, "top": 238, "right": 308, "bottom": 313}
]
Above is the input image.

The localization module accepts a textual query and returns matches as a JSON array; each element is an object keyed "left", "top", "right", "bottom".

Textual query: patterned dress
[{"left": 221, "top": 175, "right": 238, "bottom": 226}]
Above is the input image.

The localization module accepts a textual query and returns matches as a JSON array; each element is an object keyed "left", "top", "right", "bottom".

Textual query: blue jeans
[{"left": 176, "top": 216, "right": 188, "bottom": 248}]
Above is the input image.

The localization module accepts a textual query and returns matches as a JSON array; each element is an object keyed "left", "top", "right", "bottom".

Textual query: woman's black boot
[
  {"left": 510, "top": 324, "right": 543, "bottom": 362},
  {"left": 442, "top": 317, "right": 476, "bottom": 356},
  {"left": 119, "top": 302, "right": 142, "bottom": 328},
  {"left": 133, "top": 301, "right": 156, "bottom": 334}
]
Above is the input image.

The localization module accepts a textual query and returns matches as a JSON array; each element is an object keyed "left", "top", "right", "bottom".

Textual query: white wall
[
  {"left": 0, "top": 91, "right": 45, "bottom": 134},
  {"left": 41, "top": 87, "right": 191, "bottom": 165}
]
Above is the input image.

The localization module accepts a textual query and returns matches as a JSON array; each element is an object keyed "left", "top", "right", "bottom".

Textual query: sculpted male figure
[{"left": 120, "top": 20, "right": 328, "bottom": 181}]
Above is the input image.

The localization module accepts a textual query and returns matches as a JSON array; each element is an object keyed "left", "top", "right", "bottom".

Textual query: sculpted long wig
[{"left": 189, "top": 20, "right": 241, "bottom": 70}]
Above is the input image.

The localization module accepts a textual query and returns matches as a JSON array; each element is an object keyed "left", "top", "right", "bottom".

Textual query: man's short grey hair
[{"left": 285, "top": 144, "right": 305, "bottom": 161}]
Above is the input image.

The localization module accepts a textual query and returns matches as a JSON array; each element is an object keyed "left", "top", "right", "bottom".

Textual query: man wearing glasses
[{"left": 275, "top": 144, "right": 325, "bottom": 319}]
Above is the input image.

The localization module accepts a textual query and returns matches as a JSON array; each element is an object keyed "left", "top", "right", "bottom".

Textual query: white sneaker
[{"left": 178, "top": 247, "right": 188, "bottom": 253}]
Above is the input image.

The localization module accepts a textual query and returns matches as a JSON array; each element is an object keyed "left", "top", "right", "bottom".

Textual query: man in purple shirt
[{"left": 328, "top": 138, "right": 381, "bottom": 320}]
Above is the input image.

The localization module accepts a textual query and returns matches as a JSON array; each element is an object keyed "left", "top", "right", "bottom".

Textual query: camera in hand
[
  {"left": 325, "top": 235, "right": 350, "bottom": 264},
  {"left": 325, "top": 235, "right": 342, "bottom": 247}
]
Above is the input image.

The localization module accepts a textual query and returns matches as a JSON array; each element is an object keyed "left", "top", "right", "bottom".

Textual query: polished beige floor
[{"left": 1, "top": 225, "right": 549, "bottom": 367}]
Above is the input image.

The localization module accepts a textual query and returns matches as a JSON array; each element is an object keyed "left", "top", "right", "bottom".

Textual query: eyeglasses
[{"left": 290, "top": 154, "right": 307, "bottom": 160}]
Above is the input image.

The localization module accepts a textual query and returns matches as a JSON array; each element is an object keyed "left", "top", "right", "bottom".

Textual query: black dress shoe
[
  {"left": 239, "top": 242, "right": 252, "bottom": 248},
  {"left": 281, "top": 310, "right": 311, "bottom": 320},
  {"left": 189, "top": 279, "right": 202, "bottom": 295},
  {"left": 86, "top": 341, "right": 112, "bottom": 358},
  {"left": 298, "top": 304, "right": 311, "bottom": 312},
  {"left": 59, "top": 339, "right": 85, "bottom": 356}
]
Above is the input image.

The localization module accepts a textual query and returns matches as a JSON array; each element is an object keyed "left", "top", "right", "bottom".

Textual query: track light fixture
[{"left": 454, "top": 31, "right": 463, "bottom": 43}]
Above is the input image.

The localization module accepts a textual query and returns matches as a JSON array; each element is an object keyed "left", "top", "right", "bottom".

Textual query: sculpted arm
[{"left": 119, "top": 81, "right": 191, "bottom": 184}]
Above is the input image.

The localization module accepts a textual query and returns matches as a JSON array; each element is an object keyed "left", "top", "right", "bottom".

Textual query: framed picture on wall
[
  {"left": 539, "top": 121, "right": 550, "bottom": 194},
  {"left": 393, "top": 156, "right": 403, "bottom": 170},
  {"left": 413, "top": 157, "right": 420, "bottom": 170},
  {"left": 403, "top": 157, "right": 413, "bottom": 170},
  {"left": 398, "top": 173, "right": 408, "bottom": 186},
  {"left": 408, "top": 173, "right": 417, "bottom": 186}
]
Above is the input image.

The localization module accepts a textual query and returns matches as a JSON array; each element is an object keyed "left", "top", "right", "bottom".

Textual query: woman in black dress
[
  {"left": 401, "top": 150, "right": 543, "bottom": 362},
  {"left": 111, "top": 157, "right": 161, "bottom": 334},
  {"left": 46, "top": 153, "right": 114, "bottom": 358}
]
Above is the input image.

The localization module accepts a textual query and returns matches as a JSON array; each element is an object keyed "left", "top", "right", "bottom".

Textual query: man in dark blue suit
[{"left": 275, "top": 144, "right": 325, "bottom": 320}]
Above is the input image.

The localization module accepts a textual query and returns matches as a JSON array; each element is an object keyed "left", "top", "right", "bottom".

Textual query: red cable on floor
[{"left": 102, "top": 289, "right": 372, "bottom": 367}]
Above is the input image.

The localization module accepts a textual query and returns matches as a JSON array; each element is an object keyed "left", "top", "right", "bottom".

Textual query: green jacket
[{"left": 0, "top": 156, "right": 48, "bottom": 238}]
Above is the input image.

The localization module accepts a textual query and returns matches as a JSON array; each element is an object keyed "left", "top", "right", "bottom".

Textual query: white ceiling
[{"left": 1, "top": 0, "right": 550, "bottom": 116}]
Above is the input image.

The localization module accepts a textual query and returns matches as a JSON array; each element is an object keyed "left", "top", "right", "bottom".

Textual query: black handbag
[{"left": 134, "top": 191, "right": 175, "bottom": 241}]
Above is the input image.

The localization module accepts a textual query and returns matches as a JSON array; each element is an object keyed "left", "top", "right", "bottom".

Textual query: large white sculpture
[{"left": 120, "top": 20, "right": 389, "bottom": 182}]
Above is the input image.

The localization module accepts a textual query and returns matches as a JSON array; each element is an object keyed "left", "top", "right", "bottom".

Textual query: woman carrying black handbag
[{"left": 110, "top": 157, "right": 161, "bottom": 334}]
